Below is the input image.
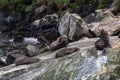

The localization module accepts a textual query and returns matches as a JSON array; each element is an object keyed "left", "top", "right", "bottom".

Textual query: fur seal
[
  {"left": 55, "top": 48, "right": 79, "bottom": 58},
  {"left": 95, "top": 29, "right": 111, "bottom": 53},
  {"left": 50, "top": 35, "right": 68, "bottom": 51},
  {"left": 6, "top": 53, "right": 26, "bottom": 65},
  {"left": 15, "top": 56, "right": 40, "bottom": 66}
]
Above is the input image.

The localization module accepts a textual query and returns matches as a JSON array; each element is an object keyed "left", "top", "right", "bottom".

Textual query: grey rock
[{"left": 58, "top": 12, "right": 89, "bottom": 41}]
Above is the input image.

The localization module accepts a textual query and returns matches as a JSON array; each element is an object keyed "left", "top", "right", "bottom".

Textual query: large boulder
[
  {"left": 58, "top": 12, "right": 89, "bottom": 41},
  {"left": 87, "top": 10, "right": 120, "bottom": 36}
]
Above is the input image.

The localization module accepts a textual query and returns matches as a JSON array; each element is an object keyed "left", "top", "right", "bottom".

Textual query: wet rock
[
  {"left": 58, "top": 12, "right": 89, "bottom": 41},
  {"left": 48, "top": 2, "right": 58, "bottom": 13},
  {"left": 37, "top": 34, "right": 51, "bottom": 45},
  {"left": 0, "top": 12, "right": 10, "bottom": 33},
  {"left": 69, "top": 0, "right": 76, "bottom": 3},
  {"left": 83, "top": 13, "right": 97, "bottom": 24},
  {"left": 32, "top": 14, "right": 59, "bottom": 42},
  {"left": 112, "top": 26, "right": 120, "bottom": 36},
  {"left": 6, "top": 53, "right": 26, "bottom": 65},
  {"left": 55, "top": 48, "right": 79, "bottom": 58},
  {"left": 25, "top": 12, "right": 34, "bottom": 22},
  {"left": 13, "top": 34, "right": 24, "bottom": 43},
  {"left": 0, "top": 59, "right": 6, "bottom": 67},
  {"left": 50, "top": 35, "right": 68, "bottom": 51},
  {"left": 4, "top": 16, "right": 15, "bottom": 28},
  {"left": 15, "top": 57, "right": 40, "bottom": 66},
  {"left": 26, "top": 44, "right": 40, "bottom": 57},
  {"left": 13, "top": 13, "right": 22, "bottom": 22},
  {"left": 34, "top": 5, "right": 53, "bottom": 20},
  {"left": 74, "top": 2, "right": 97, "bottom": 18}
]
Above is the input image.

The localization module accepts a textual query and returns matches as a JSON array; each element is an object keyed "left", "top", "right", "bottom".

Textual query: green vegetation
[
  {"left": 0, "top": 0, "right": 69, "bottom": 13},
  {"left": 0, "top": 0, "right": 115, "bottom": 14},
  {"left": 97, "top": 3, "right": 104, "bottom": 9}
]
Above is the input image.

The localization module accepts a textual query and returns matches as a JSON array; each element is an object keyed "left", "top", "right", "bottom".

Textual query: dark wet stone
[
  {"left": 37, "top": 34, "right": 51, "bottom": 45},
  {"left": 15, "top": 57, "right": 40, "bottom": 66},
  {"left": 69, "top": 0, "right": 76, "bottom": 3},
  {"left": 112, "top": 28, "right": 120, "bottom": 36},
  {"left": 4, "top": 16, "right": 15, "bottom": 28},
  {"left": 13, "top": 34, "right": 24, "bottom": 43},
  {"left": 55, "top": 48, "right": 79, "bottom": 58},
  {"left": 83, "top": 13, "right": 97, "bottom": 24},
  {"left": 0, "top": 59, "right": 6, "bottom": 67},
  {"left": 0, "top": 12, "right": 10, "bottom": 33}
]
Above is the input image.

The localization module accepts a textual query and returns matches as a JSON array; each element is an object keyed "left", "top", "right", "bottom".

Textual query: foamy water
[{"left": 9, "top": 37, "right": 39, "bottom": 44}]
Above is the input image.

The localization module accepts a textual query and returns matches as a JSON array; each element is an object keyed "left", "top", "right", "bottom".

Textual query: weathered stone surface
[
  {"left": 88, "top": 10, "right": 120, "bottom": 36},
  {"left": 58, "top": 12, "right": 89, "bottom": 41},
  {"left": 0, "top": 36, "right": 119, "bottom": 80}
]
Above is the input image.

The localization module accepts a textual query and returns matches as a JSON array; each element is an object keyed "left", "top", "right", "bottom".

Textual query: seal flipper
[{"left": 103, "top": 48, "right": 109, "bottom": 54}]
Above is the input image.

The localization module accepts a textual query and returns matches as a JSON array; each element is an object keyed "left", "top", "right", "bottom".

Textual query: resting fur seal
[
  {"left": 55, "top": 48, "right": 79, "bottom": 58},
  {"left": 95, "top": 29, "right": 111, "bottom": 53},
  {"left": 50, "top": 35, "right": 68, "bottom": 51},
  {"left": 15, "top": 56, "right": 40, "bottom": 66},
  {"left": 6, "top": 53, "right": 26, "bottom": 65}
]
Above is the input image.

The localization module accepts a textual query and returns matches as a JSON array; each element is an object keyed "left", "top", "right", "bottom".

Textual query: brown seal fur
[
  {"left": 6, "top": 53, "right": 26, "bottom": 65},
  {"left": 95, "top": 29, "right": 111, "bottom": 53},
  {"left": 55, "top": 48, "right": 79, "bottom": 58},
  {"left": 15, "top": 56, "right": 40, "bottom": 66},
  {"left": 50, "top": 35, "right": 68, "bottom": 51}
]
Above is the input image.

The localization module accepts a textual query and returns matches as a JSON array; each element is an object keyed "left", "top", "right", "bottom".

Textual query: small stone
[{"left": 26, "top": 44, "right": 40, "bottom": 57}]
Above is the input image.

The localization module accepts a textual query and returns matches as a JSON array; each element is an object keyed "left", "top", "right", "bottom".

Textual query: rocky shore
[{"left": 0, "top": 0, "right": 120, "bottom": 80}]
